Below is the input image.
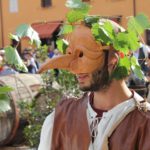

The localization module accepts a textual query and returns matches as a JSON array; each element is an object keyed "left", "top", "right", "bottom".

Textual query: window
[
  {"left": 41, "top": 0, "right": 52, "bottom": 7},
  {"left": 9, "top": 0, "right": 18, "bottom": 13}
]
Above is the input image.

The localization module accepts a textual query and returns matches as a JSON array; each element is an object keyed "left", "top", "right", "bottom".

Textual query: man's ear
[{"left": 107, "top": 51, "right": 119, "bottom": 75}]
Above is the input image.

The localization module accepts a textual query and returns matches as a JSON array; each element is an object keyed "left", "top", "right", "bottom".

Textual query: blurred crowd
[{"left": 0, "top": 43, "right": 61, "bottom": 76}]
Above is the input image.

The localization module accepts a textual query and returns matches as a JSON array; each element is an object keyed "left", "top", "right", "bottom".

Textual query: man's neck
[{"left": 93, "top": 80, "right": 132, "bottom": 110}]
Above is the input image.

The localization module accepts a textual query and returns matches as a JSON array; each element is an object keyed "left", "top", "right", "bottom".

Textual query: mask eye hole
[{"left": 79, "top": 51, "right": 83, "bottom": 57}]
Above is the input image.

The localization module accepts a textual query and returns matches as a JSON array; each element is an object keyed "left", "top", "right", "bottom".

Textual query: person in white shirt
[{"left": 37, "top": 1, "right": 150, "bottom": 150}]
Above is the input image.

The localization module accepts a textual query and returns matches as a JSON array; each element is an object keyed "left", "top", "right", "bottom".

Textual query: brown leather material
[
  {"left": 51, "top": 94, "right": 150, "bottom": 150},
  {"left": 109, "top": 108, "right": 150, "bottom": 150},
  {"left": 51, "top": 94, "right": 91, "bottom": 150}
]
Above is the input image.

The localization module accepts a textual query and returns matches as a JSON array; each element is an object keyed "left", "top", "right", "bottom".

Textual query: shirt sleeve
[{"left": 38, "top": 110, "right": 55, "bottom": 150}]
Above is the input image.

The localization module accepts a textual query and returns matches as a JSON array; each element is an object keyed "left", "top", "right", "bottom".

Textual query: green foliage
[
  {"left": 23, "top": 124, "right": 41, "bottom": 147},
  {"left": 91, "top": 22, "right": 114, "bottom": 45},
  {"left": 56, "top": 39, "right": 68, "bottom": 54},
  {"left": 113, "top": 31, "right": 139, "bottom": 53},
  {"left": 66, "top": 0, "right": 90, "bottom": 10},
  {"left": 9, "top": 33, "right": 19, "bottom": 41},
  {"left": 59, "top": 1, "right": 150, "bottom": 80},
  {"left": 90, "top": 14, "right": 150, "bottom": 79},
  {"left": 59, "top": 0, "right": 90, "bottom": 35},
  {"left": 84, "top": 15, "right": 100, "bottom": 27},
  {"left": 128, "top": 13, "right": 150, "bottom": 35},
  {"left": 36, "top": 45, "right": 49, "bottom": 63},
  {"left": 19, "top": 96, "right": 58, "bottom": 147},
  {"left": 65, "top": 0, "right": 90, "bottom": 25},
  {"left": 4, "top": 46, "right": 28, "bottom": 72},
  {"left": 0, "top": 86, "right": 13, "bottom": 112},
  {"left": 66, "top": 9, "right": 87, "bottom": 23},
  {"left": 57, "top": 70, "right": 81, "bottom": 97},
  {"left": 21, "top": 70, "right": 81, "bottom": 147},
  {"left": 111, "top": 66, "right": 129, "bottom": 80},
  {"left": 119, "top": 56, "right": 131, "bottom": 70},
  {"left": 130, "top": 56, "right": 144, "bottom": 79},
  {"left": 59, "top": 24, "right": 74, "bottom": 35},
  {"left": 15, "top": 24, "right": 41, "bottom": 48}
]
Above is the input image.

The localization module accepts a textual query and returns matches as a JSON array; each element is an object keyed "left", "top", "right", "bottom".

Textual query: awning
[{"left": 31, "top": 21, "right": 62, "bottom": 38}]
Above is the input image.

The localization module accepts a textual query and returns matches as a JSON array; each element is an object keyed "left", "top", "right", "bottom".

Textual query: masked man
[{"left": 38, "top": 1, "right": 150, "bottom": 150}]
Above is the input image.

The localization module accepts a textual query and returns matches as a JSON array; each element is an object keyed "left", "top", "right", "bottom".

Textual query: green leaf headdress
[{"left": 56, "top": 0, "right": 150, "bottom": 80}]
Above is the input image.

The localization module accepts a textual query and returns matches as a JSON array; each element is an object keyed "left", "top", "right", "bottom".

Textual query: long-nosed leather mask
[{"left": 38, "top": 20, "right": 124, "bottom": 74}]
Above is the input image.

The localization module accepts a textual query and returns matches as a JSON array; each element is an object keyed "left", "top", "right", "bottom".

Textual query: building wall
[
  {"left": 90, "top": 0, "right": 133, "bottom": 27},
  {"left": 0, "top": 0, "right": 150, "bottom": 48},
  {"left": 0, "top": 0, "right": 3, "bottom": 48},
  {"left": 1, "top": 0, "right": 68, "bottom": 47}
]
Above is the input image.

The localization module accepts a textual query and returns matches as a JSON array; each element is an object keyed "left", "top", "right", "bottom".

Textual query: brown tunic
[{"left": 51, "top": 94, "right": 150, "bottom": 150}]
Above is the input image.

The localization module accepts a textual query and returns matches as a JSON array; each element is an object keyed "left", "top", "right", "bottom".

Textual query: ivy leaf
[
  {"left": 131, "top": 56, "right": 144, "bottom": 79},
  {"left": 113, "top": 31, "right": 140, "bottom": 53},
  {"left": 100, "top": 21, "right": 116, "bottom": 40},
  {"left": 59, "top": 24, "right": 74, "bottom": 35},
  {"left": 65, "top": 0, "right": 90, "bottom": 23},
  {"left": 66, "top": 0, "right": 89, "bottom": 10},
  {"left": 127, "top": 31, "right": 140, "bottom": 50},
  {"left": 0, "top": 86, "right": 12, "bottom": 112},
  {"left": 91, "top": 23, "right": 112, "bottom": 44},
  {"left": 84, "top": 15, "right": 100, "bottom": 27},
  {"left": 66, "top": 9, "right": 86, "bottom": 23},
  {"left": 128, "top": 13, "right": 150, "bottom": 35},
  {"left": 111, "top": 66, "right": 128, "bottom": 80},
  {"left": 4, "top": 46, "right": 28, "bottom": 72},
  {"left": 0, "top": 86, "right": 13, "bottom": 94},
  {"left": 0, "top": 100, "right": 11, "bottom": 112},
  {"left": 15, "top": 24, "right": 41, "bottom": 48},
  {"left": 130, "top": 56, "right": 137, "bottom": 66},
  {"left": 56, "top": 39, "right": 68, "bottom": 54},
  {"left": 119, "top": 56, "right": 131, "bottom": 70},
  {"left": 132, "top": 65, "right": 144, "bottom": 79},
  {"left": 113, "top": 32, "right": 129, "bottom": 54}
]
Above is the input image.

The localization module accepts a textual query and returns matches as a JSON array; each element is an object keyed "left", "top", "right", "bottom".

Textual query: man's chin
[{"left": 79, "top": 85, "right": 92, "bottom": 92}]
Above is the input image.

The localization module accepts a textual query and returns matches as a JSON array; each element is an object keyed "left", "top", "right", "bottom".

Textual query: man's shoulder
[
  {"left": 57, "top": 94, "right": 85, "bottom": 106},
  {"left": 128, "top": 106, "right": 150, "bottom": 123},
  {"left": 55, "top": 93, "right": 88, "bottom": 112}
]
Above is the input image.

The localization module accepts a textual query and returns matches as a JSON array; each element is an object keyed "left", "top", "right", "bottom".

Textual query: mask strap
[{"left": 103, "top": 50, "right": 109, "bottom": 67}]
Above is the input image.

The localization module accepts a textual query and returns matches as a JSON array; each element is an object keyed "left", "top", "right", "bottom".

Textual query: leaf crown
[{"left": 56, "top": 0, "right": 150, "bottom": 79}]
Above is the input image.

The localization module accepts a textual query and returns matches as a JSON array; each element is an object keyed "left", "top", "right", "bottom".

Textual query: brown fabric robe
[{"left": 51, "top": 94, "right": 150, "bottom": 150}]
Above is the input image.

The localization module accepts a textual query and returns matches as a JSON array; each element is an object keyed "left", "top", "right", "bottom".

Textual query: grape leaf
[
  {"left": 66, "top": 9, "right": 86, "bottom": 23},
  {"left": 4, "top": 46, "right": 28, "bottom": 72},
  {"left": 59, "top": 24, "right": 74, "bottom": 35},
  {"left": 91, "top": 23, "right": 112, "bottom": 44},
  {"left": 0, "top": 86, "right": 12, "bottom": 112},
  {"left": 113, "top": 30, "right": 140, "bottom": 53},
  {"left": 0, "top": 100, "right": 11, "bottom": 112},
  {"left": 119, "top": 56, "right": 131, "bottom": 70},
  {"left": 131, "top": 65, "right": 144, "bottom": 79},
  {"left": 84, "top": 15, "right": 100, "bottom": 27},
  {"left": 127, "top": 31, "right": 140, "bottom": 50},
  {"left": 66, "top": 0, "right": 89, "bottom": 10},
  {"left": 0, "top": 86, "right": 13, "bottom": 94},
  {"left": 15, "top": 24, "right": 41, "bottom": 48},
  {"left": 56, "top": 39, "right": 68, "bottom": 54},
  {"left": 128, "top": 13, "right": 150, "bottom": 35},
  {"left": 113, "top": 32, "right": 129, "bottom": 54},
  {"left": 131, "top": 55, "right": 144, "bottom": 79}
]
